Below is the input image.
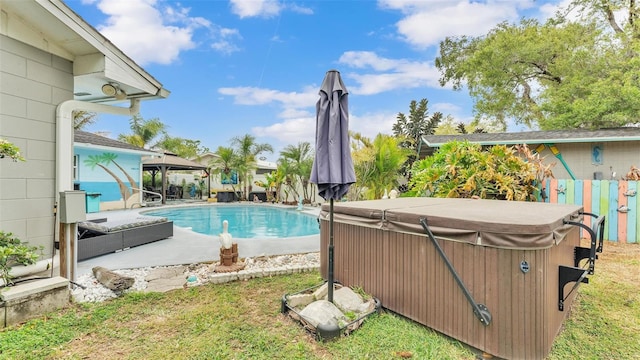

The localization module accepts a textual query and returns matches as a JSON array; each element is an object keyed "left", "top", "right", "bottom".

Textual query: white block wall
[{"left": 0, "top": 34, "right": 73, "bottom": 256}]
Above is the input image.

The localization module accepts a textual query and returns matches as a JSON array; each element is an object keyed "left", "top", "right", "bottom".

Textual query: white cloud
[
  {"left": 229, "top": 0, "right": 313, "bottom": 18},
  {"left": 538, "top": 0, "right": 578, "bottom": 22},
  {"left": 229, "top": 0, "right": 282, "bottom": 18},
  {"left": 252, "top": 110, "right": 396, "bottom": 149},
  {"left": 338, "top": 51, "right": 441, "bottom": 95},
  {"left": 218, "top": 86, "right": 318, "bottom": 108},
  {"left": 253, "top": 117, "right": 316, "bottom": 145},
  {"left": 378, "top": 0, "right": 528, "bottom": 48},
  {"left": 211, "top": 27, "right": 242, "bottom": 54},
  {"left": 90, "top": 0, "right": 242, "bottom": 64},
  {"left": 288, "top": 4, "right": 314, "bottom": 15},
  {"left": 349, "top": 112, "right": 396, "bottom": 139},
  {"left": 92, "top": 0, "right": 210, "bottom": 65},
  {"left": 431, "top": 102, "right": 462, "bottom": 115}
]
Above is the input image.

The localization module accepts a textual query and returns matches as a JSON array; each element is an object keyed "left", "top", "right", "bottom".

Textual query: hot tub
[{"left": 319, "top": 197, "right": 603, "bottom": 360}]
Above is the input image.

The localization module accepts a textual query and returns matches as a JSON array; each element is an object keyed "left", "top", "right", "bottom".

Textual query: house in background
[
  {"left": 74, "top": 131, "right": 159, "bottom": 212},
  {"left": 0, "top": 0, "right": 168, "bottom": 264},
  {"left": 420, "top": 127, "right": 640, "bottom": 180},
  {"left": 190, "top": 153, "right": 278, "bottom": 201}
]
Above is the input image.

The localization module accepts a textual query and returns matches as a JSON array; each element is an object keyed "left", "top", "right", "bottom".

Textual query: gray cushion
[{"left": 78, "top": 216, "right": 168, "bottom": 233}]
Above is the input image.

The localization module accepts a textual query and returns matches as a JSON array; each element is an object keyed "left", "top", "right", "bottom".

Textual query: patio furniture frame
[{"left": 77, "top": 218, "right": 173, "bottom": 261}]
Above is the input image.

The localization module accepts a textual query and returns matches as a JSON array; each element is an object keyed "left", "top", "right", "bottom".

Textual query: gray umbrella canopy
[{"left": 310, "top": 70, "right": 356, "bottom": 200}]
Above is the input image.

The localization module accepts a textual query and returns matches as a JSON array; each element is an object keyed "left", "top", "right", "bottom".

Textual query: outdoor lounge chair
[{"left": 77, "top": 216, "right": 173, "bottom": 260}]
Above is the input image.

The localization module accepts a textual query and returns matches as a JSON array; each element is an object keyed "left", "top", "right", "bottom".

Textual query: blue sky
[{"left": 68, "top": 0, "right": 569, "bottom": 161}]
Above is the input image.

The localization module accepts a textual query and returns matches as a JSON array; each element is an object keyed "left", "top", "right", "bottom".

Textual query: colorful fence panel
[{"left": 543, "top": 179, "right": 639, "bottom": 243}]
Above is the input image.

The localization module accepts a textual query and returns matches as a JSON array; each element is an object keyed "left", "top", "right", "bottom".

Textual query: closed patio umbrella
[{"left": 310, "top": 69, "right": 356, "bottom": 302}]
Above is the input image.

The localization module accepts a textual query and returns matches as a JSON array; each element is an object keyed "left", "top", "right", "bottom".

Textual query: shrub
[
  {"left": 0, "top": 231, "right": 42, "bottom": 286},
  {"left": 409, "top": 140, "right": 553, "bottom": 201}
]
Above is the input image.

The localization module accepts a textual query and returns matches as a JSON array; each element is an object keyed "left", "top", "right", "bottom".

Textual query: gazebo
[{"left": 143, "top": 152, "right": 209, "bottom": 204}]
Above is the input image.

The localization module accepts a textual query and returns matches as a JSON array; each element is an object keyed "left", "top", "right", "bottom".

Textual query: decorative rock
[
  {"left": 287, "top": 293, "right": 315, "bottom": 308},
  {"left": 313, "top": 282, "right": 341, "bottom": 300},
  {"left": 72, "top": 252, "right": 320, "bottom": 303},
  {"left": 92, "top": 266, "right": 134, "bottom": 291},
  {"left": 333, "top": 287, "right": 365, "bottom": 313},
  {"left": 299, "top": 300, "right": 346, "bottom": 328}
]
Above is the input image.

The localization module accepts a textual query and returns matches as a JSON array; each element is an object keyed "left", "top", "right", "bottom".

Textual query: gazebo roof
[{"left": 143, "top": 152, "right": 208, "bottom": 171}]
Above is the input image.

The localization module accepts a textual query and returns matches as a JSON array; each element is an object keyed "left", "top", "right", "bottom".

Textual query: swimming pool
[{"left": 143, "top": 205, "right": 320, "bottom": 238}]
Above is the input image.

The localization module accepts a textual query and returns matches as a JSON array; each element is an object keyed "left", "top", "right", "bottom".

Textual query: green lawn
[{"left": 1, "top": 242, "right": 638, "bottom": 360}]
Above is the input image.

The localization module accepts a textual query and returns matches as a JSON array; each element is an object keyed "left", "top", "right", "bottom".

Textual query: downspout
[
  {"left": 55, "top": 99, "right": 140, "bottom": 281},
  {"left": 56, "top": 99, "right": 140, "bottom": 193}
]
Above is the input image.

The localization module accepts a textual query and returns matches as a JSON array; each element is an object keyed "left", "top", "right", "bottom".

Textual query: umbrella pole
[{"left": 328, "top": 198, "right": 334, "bottom": 303}]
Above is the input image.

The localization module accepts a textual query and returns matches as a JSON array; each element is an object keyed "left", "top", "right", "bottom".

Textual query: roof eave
[{"left": 74, "top": 142, "right": 161, "bottom": 157}]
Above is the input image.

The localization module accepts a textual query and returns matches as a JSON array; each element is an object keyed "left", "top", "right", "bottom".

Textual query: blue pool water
[{"left": 144, "top": 205, "right": 320, "bottom": 238}]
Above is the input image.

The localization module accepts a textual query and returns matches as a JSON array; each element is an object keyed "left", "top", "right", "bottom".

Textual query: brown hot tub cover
[{"left": 320, "top": 197, "right": 582, "bottom": 249}]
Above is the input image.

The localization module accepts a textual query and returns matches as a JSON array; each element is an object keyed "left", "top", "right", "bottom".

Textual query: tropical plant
[
  {"left": 409, "top": 141, "right": 553, "bottom": 201},
  {"left": 118, "top": 115, "right": 166, "bottom": 148},
  {"left": 254, "top": 170, "right": 283, "bottom": 202},
  {"left": 392, "top": 99, "right": 443, "bottom": 186},
  {"left": 350, "top": 133, "right": 411, "bottom": 200},
  {"left": 279, "top": 142, "right": 314, "bottom": 203},
  {"left": 0, "top": 139, "right": 25, "bottom": 162},
  {"left": 349, "top": 132, "right": 376, "bottom": 200},
  {"left": 72, "top": 110, "right": 97, "bottom": 130},
  {"left": 209, "top": 146, "right": 239, "bottom": 195},
  {"left": 230, "top": 134, "right": 273, "bottom": 200},
  {"left": 276, "top": 157, "right": 299, "bottom": 202},
  {"left": 0, "top": 231, "right": 42, "bottom": 286}
]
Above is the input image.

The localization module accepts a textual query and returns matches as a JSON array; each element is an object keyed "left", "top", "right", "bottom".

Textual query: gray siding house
[{"left": 0, "top": 1, "right": 168, "bottom": 263}]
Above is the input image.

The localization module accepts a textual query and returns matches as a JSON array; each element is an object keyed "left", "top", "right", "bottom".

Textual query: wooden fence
[{"left": 543, "top": 179, "right": 639, "bottom": 243}]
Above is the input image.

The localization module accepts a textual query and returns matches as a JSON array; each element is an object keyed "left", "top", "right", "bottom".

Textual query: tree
[
  {"left": 434, "top": 117, "right": 488, "bottom": 135},
  {"left": 118, "top": 115, "right": 166, "bottom": 148},
  {"left": 156, "top": 135, "right": 209, "bottom": 159},
  {"left": 392, "top": 99, "right": 443, "bottom": 187},
  {"left": 230, "top": 134, "right": 273, "bottom": 200},
  {"left": 209, "top": 146, "right": 239, "bottom": 195},
  {"left": 392, "top": 99, "right": 443, "bottom": 153},
  {"left": 279, "top": 142, "right": 314, "bottom": 203},
  {"left": 436, "top": 2, "right": 640, "bottom": 130}
]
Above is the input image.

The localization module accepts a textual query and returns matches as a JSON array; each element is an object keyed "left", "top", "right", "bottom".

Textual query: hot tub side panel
[
  {"left": 320, "top": 220, "right": 388, "bottom": 302},
  {"left": 320, "top": 219, "right": 581, "bottom": 360}
]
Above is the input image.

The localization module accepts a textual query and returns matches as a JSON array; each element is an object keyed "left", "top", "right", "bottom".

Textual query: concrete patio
[{"left": 74, "top": 202, "right": 321, "bottom": 276}]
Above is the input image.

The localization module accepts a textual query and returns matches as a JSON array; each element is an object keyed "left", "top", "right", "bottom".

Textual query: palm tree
[
  {"left": 118, "top": 115, "right": 166, "bottom": 148},
  {"left": 73, "top": 110, "right": 97, "bottom": 130},
  {"left": 209, "top": 146, "right": 239, "bottom": 195},
  {"left": 351, "top": 134, "right": 411, "bottom": 199},
  {"left": 84, "top": 154, "right": 133, "bottom": 207},
  {"left": 101, "top": 152, "right": 140, "bottom": 198},
  {"left": 276, "top": 157, "right": 299, "bottom": 202},
  {"left": 279, "top": 142, "right": 314, "bottom": 202},
  {"left": 230, "top": 134, "right": 273, "bottom": 200}
]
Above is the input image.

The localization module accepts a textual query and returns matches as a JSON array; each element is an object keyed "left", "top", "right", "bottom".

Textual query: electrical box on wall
[{"left": 59, "top": 191, "right": 87, "bottom": 223}]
